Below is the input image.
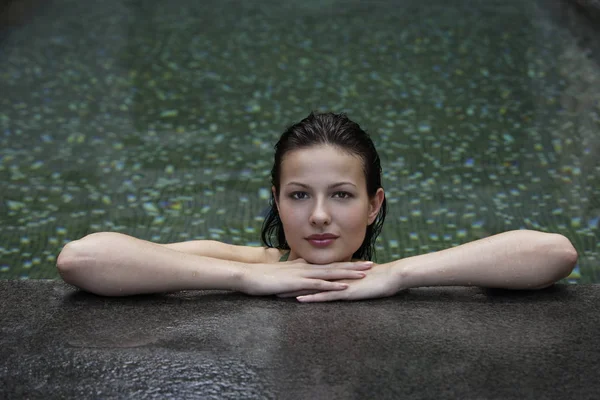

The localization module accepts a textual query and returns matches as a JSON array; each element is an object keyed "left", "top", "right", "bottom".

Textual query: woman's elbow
[
  {"left": 519, "top": 233, "right": 578, "bottom": 290},
  {"left": 546, "top": 233, "right": 578, "bottom": 281},
  {"left": 56, "top": 239, "right": 87, "bottom": 284},
  {"left": 56, "top": 233, "right": 109, "bottom": 285},
  {"left": 555, "top": 233, "right": 578, "bottom": 268}
]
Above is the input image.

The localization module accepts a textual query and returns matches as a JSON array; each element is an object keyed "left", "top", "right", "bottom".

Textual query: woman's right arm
[
  {"left": 56, "top": 232, "right": 251, "bottom": 296},
  {"left": 56, "top": 232, "right": 372, "bottom": 297}
]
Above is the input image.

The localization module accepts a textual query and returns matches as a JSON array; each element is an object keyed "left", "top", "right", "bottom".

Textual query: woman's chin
[
  {"left": 300, "top": 252, "right": 351, "bottom": 265},
  {"left": 305, "top": 258, "right": 332, "bottom": 265}
]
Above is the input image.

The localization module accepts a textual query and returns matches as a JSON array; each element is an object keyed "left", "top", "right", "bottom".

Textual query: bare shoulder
[{"left": 161, "top": 240, "right": 285, "bottom": 264}]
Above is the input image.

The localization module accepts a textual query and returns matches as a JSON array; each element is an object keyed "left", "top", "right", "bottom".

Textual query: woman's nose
[{"left": 309, "top": 201, "right": 331, "bottom": 225}]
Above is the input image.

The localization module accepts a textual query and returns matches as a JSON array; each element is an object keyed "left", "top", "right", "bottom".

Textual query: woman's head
[{"left": 261, "top": 112, "right": 387, "bottom": 263}]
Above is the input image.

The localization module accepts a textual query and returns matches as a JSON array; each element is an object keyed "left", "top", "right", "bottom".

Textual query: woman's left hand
[{"left": 276, "top": 263, "right": 402, "bottom": 302}]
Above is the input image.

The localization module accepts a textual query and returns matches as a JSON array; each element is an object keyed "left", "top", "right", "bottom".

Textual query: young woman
[{"left": 56, "top": 112, "right": 578, "bottom": 302}]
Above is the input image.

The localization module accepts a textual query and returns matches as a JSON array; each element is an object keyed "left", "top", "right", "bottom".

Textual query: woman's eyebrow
[{"left": 286, "top": 182, "right": 357, "bottom": 189}]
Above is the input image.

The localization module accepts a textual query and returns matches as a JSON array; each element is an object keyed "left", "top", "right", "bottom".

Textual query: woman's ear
[{"left": 367, "top": 188, "right": 385, "bottom": 225}]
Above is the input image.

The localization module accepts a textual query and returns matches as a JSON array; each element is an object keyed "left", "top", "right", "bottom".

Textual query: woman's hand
[
  {"left": 276, "top": 263, "right": 401, "bottom": 302},
  {"left": 237, "top": 258, "right": 374, "bottom": 296}
]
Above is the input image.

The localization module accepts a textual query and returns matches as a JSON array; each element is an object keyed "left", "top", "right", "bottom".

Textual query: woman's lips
[{"left": 307, "top": 238, "right": 337, "bottom": 248}]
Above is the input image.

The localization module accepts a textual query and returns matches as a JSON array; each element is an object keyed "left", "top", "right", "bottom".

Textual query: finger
[
  {"left": 310, "top": 270, "right": 366, "bottom": 280},
  {"left": 347, "top": 264, "right": 373, "bottom": 271},
  {"left": 277, "top": 289, "right": 319, "bottom": 298},
  {"left": 289, "top": 261, "right": 373, "bottom": 270},
  {"left": 296, "top": 291, "right": 348, "bottom": 303},
  {"left": 288, "top": 258, "right": 306, "bottom": 264},
  {"left": 276, "top": 279, "right": 349, "bottom": 297},
  {"left": 339, "top": 262, "right": 373, "bottom": 270},
  {"left": 310, "top": 280, "right": 354, "bottom": 292},
  {"left": 321, "top": 261, "right": 372, "bottom": 268}
]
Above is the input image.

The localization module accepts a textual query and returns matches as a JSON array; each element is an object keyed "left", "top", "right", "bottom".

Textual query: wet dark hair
[{"left": 260, "top": 111, "right": 387, "bottom": 261}]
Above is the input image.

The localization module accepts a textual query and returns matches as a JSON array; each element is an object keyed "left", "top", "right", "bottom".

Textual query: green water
[{"left": 0, "top": 0, "right": 598, "bottom": 281}]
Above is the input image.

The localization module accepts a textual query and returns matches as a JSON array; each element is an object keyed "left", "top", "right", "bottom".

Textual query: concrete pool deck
[{"left": 1, "top": 281, "right": 599, "bottom": 399}]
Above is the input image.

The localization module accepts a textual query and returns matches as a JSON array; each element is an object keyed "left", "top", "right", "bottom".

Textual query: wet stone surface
[
  {"left": 0, "top": 0, "right": 598, "bottom": 280},
  {"left": 1, "top": 280, "right": 600, "bottom": 399}
]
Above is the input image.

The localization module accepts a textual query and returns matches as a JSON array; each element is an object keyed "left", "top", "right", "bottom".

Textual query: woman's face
[{"left": 273, "top": 145, "right": 384, "bottom": 264}]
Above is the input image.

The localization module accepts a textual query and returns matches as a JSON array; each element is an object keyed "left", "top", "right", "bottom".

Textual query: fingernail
[{"left": 361, "top": 261, "right": 373, "bottom": 265}]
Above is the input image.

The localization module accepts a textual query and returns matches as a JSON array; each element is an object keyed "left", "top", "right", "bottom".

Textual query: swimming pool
[{"left": 0, "top": 0, "right": 598, "bottom": 282}]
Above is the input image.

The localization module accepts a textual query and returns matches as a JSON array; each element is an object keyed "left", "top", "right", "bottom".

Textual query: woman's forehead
[{"left": 280, "top": 146, "right": 365, "bottom": 183}]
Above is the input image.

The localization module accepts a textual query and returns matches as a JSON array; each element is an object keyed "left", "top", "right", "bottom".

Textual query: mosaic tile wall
[{"left": 0, "top": 0, "right": 598, "bottom": 281}]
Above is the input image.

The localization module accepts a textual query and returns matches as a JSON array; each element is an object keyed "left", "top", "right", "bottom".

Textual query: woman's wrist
[
  {"left": 234, "top": 262, "right": 273, "bottom": 294},
  {"left": 220, "top": 262, "right": 249, "bottom": 293},
  {"left": 180, "top": 257, "right": 249, "bottom": 293},
  {"left": 390, "top": 254, "right": 448, "bottom": 290},
  {"left": 390, "top": 257, "right": 419, "bottom": 291}
]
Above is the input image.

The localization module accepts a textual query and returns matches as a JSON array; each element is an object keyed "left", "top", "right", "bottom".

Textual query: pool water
[{"left": 0, "top": 0, "right": 598, "bottom": 281}]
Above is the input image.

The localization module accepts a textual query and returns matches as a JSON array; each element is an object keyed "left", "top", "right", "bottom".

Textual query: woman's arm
[
  {"left": 275, "top": 230, "right": 578, "bottom": 302},
  {"left": 56, "top": 232, "right": 372, "bottom": 297},
  {"left": 56, "top": 232, "right": 249, "bottom": 296},
  {"left": 159, "top": 240, "right": 280, "bottom": 263},
  {"left": 393, "top": 230, "right": 578, "bottom": 290}
]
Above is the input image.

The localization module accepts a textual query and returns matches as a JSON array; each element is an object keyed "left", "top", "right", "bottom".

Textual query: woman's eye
[
  {"left": 289, "top": 191, "right": 352, "bottom": 200},
  {"left": 334, "top": 191, "right": 352, "bottom": 199},
  {"left": 291, "top": 192, "right": 308, "bottom": 200}
]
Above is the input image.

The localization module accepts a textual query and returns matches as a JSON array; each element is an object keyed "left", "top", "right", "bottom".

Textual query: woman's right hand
[{"left": 237, "top": 258, "right": 373, "bottom": 296}]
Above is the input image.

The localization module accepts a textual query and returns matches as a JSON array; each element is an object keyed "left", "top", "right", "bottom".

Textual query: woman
[{"left": 57, "top": 112, "right": 578, "bottom": 302}]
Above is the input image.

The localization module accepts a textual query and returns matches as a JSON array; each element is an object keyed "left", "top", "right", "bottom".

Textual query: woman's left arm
[
  {"left": 284, "top": 230, "right": 578, "bottom": 302},
  {"left": 394, "top": 229, "right": 577, "bottom": 291}
]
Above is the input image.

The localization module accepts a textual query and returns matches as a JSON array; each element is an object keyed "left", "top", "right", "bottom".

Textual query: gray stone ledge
[{"left": 1, "top": 280, "right": 599, "bottom": 399}]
